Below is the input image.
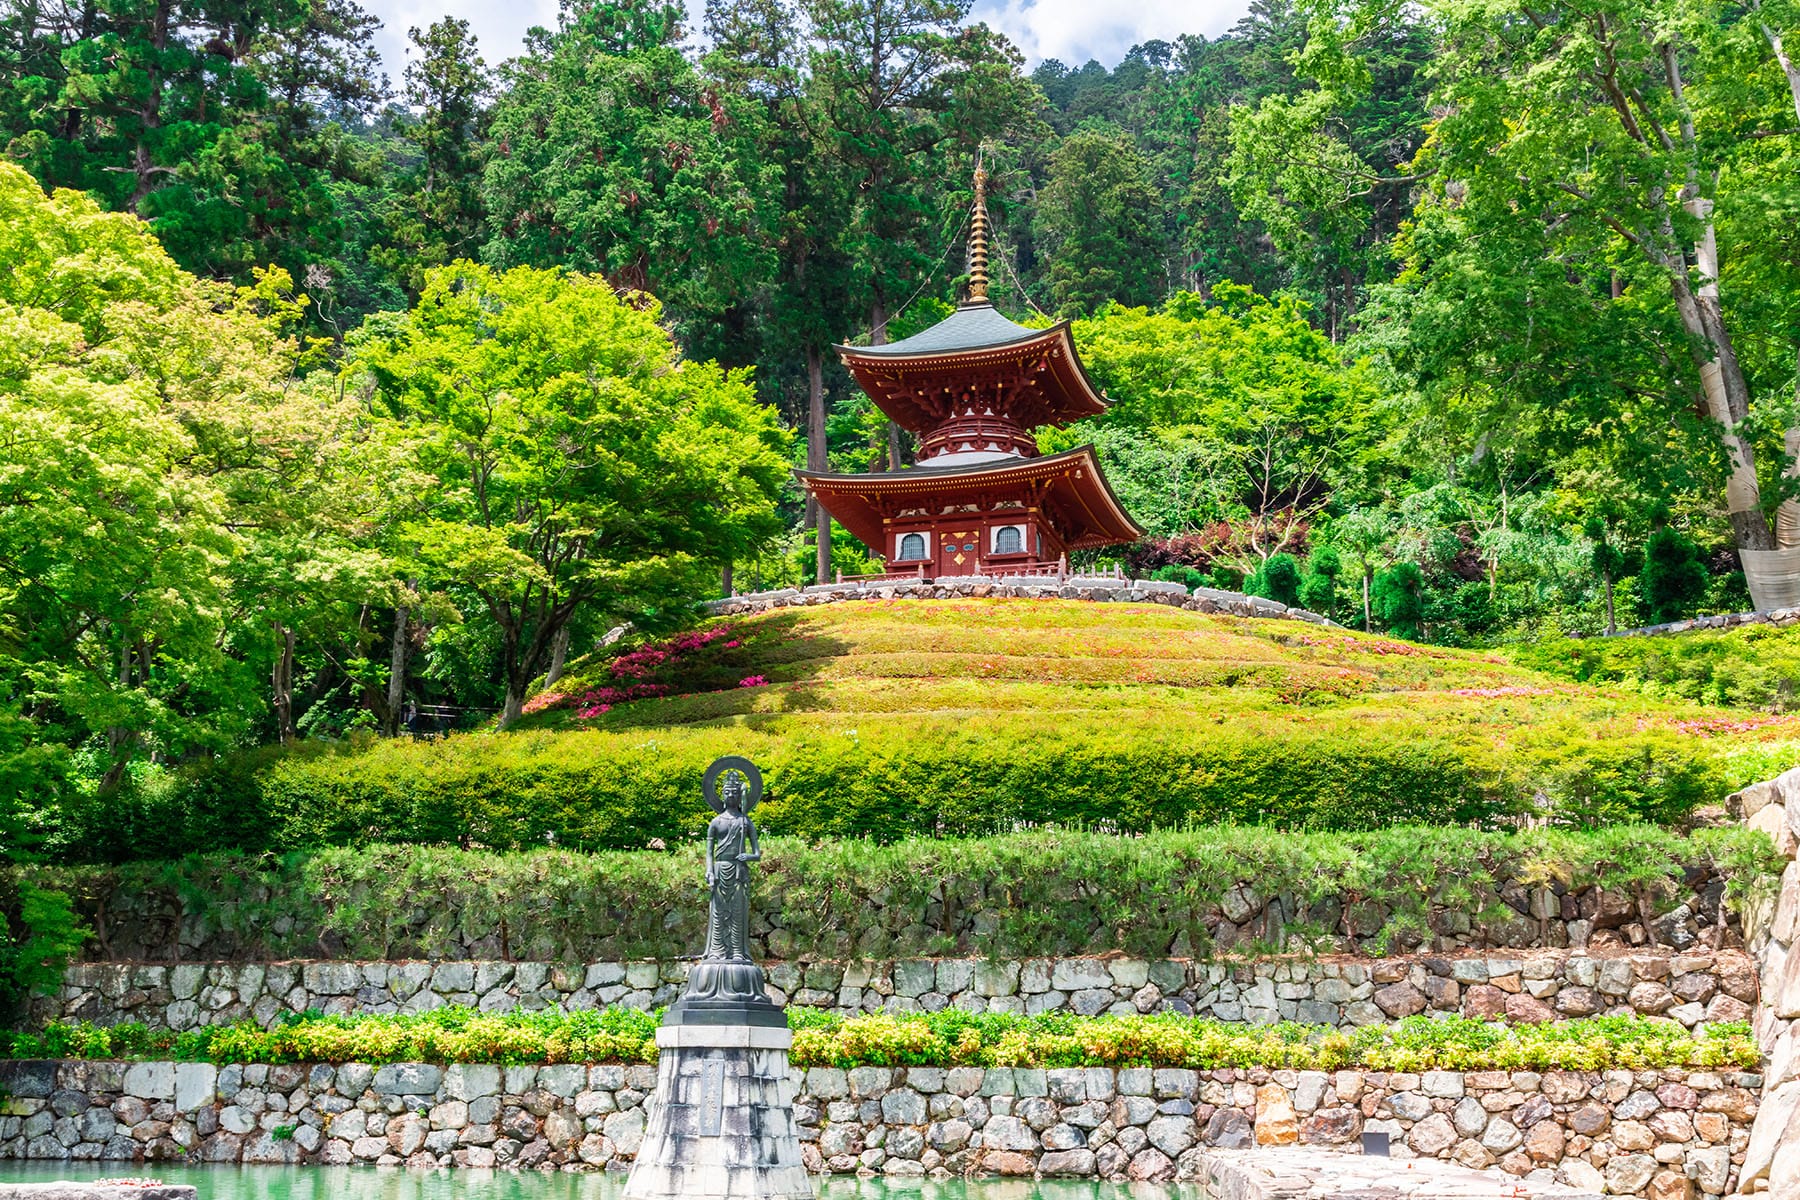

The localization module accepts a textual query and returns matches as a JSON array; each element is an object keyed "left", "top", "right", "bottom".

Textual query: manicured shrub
[
  {"left": 1641, "top": 527, "right": 1709, "bottom": 625},
  {"left": 0, "top": 1009, "right": 1757, "bottom": 1072},
  {"left": 1374, "top": 563, "right": 1426, "bottom": 639}
]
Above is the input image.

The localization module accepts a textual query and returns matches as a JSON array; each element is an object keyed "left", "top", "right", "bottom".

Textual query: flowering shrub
[
  {"left": 0, "top": 1009, "right": 1755, "bottom": 1072},
  {"left": 526, "top": 626, "right": 762, "bottom": 722}
]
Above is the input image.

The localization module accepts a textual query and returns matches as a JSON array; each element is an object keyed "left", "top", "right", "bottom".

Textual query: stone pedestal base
[{"left": 621, "top": 1023, "right": 814, "bottom": 1200}]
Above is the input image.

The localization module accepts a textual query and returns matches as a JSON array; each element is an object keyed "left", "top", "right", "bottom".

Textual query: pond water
[{"left": 0, "top": 1163, "right": 1200, "bottom": 1200}]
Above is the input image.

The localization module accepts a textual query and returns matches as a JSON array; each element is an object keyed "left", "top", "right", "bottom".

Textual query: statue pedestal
[{"left": 621, "top": 1021, "right": 815, "bottom": 1200}]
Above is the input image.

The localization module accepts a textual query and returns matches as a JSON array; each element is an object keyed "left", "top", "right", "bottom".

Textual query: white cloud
[
  {"left": 970, "top": 0, "right": 1250, "bottom": 67},
  {"left": 358, "top": 0, "right": 1254, "bottom": 86}
]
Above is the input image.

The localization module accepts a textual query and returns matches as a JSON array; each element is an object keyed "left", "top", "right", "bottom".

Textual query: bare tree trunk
[
  {"left": 545, "top": 623, "right": 572, "bottom": 688},
  {"left": 272, "top": 621, "right": 296, "bottom": 744},
  {"left": 807, "top": 344, "right": 830, "bottom": 582},
  {"left": 1663, "top": 229, "right": 1772, "bottom": 550},
  {"left": 1362, "top": 570, "right": 1372, "bottom": 632},
  {"left": 1780, "top": 424, "right": 1800, "bottom": 550},
  {"left": 871, "top": 298, "right": 903, "bottom": 471},
  {"left": 1603, "top": 575, "right": 1617, "bottom": 635},
  {"left": 384, "top": 603, "right": 410, "bottom": 736},
  {"left": 721, "top": 563, "right": 734, "bottom": 598}
]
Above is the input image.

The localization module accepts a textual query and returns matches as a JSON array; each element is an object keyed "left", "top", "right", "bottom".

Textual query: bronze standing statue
[
  {"left": 667, "top": 754, "right": 782, "bottom": 1026},
  {"left": 705, "top": 769, "right": 760, "bottom": 962}
]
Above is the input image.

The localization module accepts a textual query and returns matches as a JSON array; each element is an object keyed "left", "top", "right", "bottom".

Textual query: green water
[{"left": 0, "top": 1163, "right": 1199, "bottom": 1200}]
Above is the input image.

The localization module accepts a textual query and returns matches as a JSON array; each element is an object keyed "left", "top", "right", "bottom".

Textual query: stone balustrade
[
  {"left": 0, "top": 1058, "right": 1752, "bottom": 1199},
  {"left": 35, "top": 949, "right": 1755, "bottom": 1034}
]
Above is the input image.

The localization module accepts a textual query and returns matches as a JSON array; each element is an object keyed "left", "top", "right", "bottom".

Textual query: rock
[
  {"left": 123, "top": 1063, "right": 175, "bottom": 1100},
  {"left": 1604, "top": 1153, "right": 1657, "bottom": 1195},
  {"left": 983, "top": 1150, "right": 1036, "bottom": 1176},
  {"left": 1522, "top": 1119, "right": 1564, "bottom": 1162},
  {"left": 1205, "top": 1108, "right": 1252, "bottom": 1149},
  {"left": 1300, "top": 1107, "right": 1360, "bottom": 1144},
  {"left": 1254, "top": 1084, "right": 1298, "bottom": 1146},
  {"left": 1452, "top": 1097, "right": 1488, "bottom": 1138},
  {"left": 1503, "top": 992, "right": 1556, "bottom": 1023},
  {"left": 1406, "top": 1113, "right": 1456, "bottom": 1156},
  {"left": 981, "top": 1116, "right": 1038, "bottom": 1152},
  {"left": 1480, "top": 1117, "right": 1522, "bottom": 1153},
  {"left": 1462, "top": 984, "right": 1506, "bottom": 1018},
  {"left": 1372, "top": 982, "right": 1427, "bottom": 1018},
  {"left": 372, "top": 1064, "right": 442, "bottom": 1096},
  {"left": 1038, "top": 1148, "right": 1097, "bottom": 1176},
  {"left": 1126, "top": 1147, "right": 1174, "bottom": 1182}
]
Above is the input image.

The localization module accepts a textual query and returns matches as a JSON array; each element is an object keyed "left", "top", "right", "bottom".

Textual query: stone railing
[
  {"left": 35, "top": 949, "right": 1755, "bottom": 1035},
  {"left": 0, "top": 1057, "right": 1752, "bottom": 1197},
  {"left": 702, "top": 576, "right": 1340, "bottom": 625}
]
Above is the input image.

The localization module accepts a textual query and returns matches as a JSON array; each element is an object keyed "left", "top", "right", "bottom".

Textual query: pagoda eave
[
  {"left": 833, "top": 322, "right": 1108, "bottom": 434},
  {"left": 795, "top": 445, "right": 1142, "bottom": 558}
]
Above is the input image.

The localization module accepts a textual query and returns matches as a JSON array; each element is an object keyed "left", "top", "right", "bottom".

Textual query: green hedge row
[
  {"left": 1, "top": 1008, "right": 1759, "bottom": 1072},
  {"left": 62, "top": 713, "right": 1739, "bottom": 862},
  {"left": 23, "top": 825, "right": 1781, "bottom": 963}
]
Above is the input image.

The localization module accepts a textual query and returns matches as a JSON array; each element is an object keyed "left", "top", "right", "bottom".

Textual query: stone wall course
[
  {"left": 35, "top": 948, "right": 1756, "bottom": 1034},
  {"left": 0, "top": 1059, "right": 1750, "bottom": 1197}
]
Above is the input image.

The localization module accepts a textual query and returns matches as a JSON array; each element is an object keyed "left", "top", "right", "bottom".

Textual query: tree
[
  {"left": 346, "top": 263, "right": 791, "bottom": 724},
  {"left": 0, "top": 164, "right": 351, "bottom": 798},
  {"left": 1586, "top": 517, "right": 1628, "bottom": 635},
  {"left": 1035, "top": 126, "right": 1165, "bottom": 314},
  {"left": 1640, "top": 526, "right": 1708, "bottom": 625},
  {"left": 1300, "top": 544, "right": 1342, "bottom": 619},
  {"left": 380, "top": 18, "right": 490, "bottom": 289},
  {"left": 481, "top": 0, "right": 774, "bottom": 325},
  {"left": 1373, "top": 561, "right": 1424, "bottom": 639},
  {"left": 1334, "top": 506, "right": 1394, "bottom": 631}
]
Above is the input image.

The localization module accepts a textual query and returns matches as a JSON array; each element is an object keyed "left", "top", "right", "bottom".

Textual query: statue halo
[{"left": 702, "top": 755, "right": 764, "bottom": 814}]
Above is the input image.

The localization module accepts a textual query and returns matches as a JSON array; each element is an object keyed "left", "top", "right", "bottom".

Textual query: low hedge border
[
  {"left": 18, "top": 825, "right": 1783, "bottom": 963},
  {"left": 0, "top": 1009, "right": 1757, "bottom": 1072}
]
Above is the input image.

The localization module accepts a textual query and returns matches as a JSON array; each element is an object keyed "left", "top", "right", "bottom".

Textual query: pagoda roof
[
  {"left": 842, "top": 302, "right": 1040, "bottom": 357},
  {"left": 834, "top": 307, "right": 1109, "bottom": 433},
  {"left": 795, "top": 445, "right": 1143, "bottom": 554}
]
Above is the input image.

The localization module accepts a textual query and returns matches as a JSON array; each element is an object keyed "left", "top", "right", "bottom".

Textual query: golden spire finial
[{"left": 966, "top": 165, "right": 990, "bottom": 305}]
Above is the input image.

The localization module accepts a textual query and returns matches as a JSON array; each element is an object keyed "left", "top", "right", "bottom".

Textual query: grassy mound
[{"left": 84, "top": 601, "right": 1800, "bottom": 861}]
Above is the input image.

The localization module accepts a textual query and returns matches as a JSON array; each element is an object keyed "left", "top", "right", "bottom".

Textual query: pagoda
[{"left": 796, "top": 171, "right": 1141, "bottom": 579}]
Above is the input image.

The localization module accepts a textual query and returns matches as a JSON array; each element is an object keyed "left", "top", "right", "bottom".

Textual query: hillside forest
[{"left": 5, "top": 0, "right": 1800, "bottom": 811}]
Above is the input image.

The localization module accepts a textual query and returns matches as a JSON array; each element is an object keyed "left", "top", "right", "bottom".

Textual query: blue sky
[{"left": 358, "top": 0, "right": 1255, "bottom": 90}]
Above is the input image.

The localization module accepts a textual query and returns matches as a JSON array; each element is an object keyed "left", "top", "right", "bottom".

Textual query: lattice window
[
  {"left": 898, "top": 532, "right": 926, "bottom": 560},
  {"left": 994, "top": 526, "right": 1023, "bottom": 554}
]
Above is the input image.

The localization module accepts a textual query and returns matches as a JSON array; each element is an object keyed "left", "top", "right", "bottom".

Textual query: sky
[{"left": 360, "top": 0, "right": 1255, "bottom": 89}]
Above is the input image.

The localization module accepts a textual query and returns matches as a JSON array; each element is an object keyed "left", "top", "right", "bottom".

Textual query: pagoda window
[
  {"left": 898, "top": 532, "right": 927, "bottom": 561},
  {"left": 993, "top": 525, "right": 1024, "bottom": 555}
]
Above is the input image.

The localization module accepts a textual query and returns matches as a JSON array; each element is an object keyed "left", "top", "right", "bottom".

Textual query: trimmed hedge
[
  {"left": 68, "top": 716, "right": 1743, "bottom": 862},
  {"left": 0, "top": 1008, "right": 1758, "bottom": 1072},
  {"left": 21, "top": 825, "right": 1782, "bottom": 962}
]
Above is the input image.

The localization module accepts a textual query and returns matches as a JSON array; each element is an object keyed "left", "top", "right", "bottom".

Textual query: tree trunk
[
  {"left": 1603, "top": 574, "right": 1617, "bottom": 636},
  {"left": 129, "top": 0, "right": 174, "bottom": 210},
  {"left": 272, "top": 620, "right": 296, "bottom": 744},
  {"left": 807, "top": 344, "right": 830, "bottom": 583},
  {"left": 545, "top": 623, "right": 572, "bottom": 688},
  {"left": 1780, "top": 423, "right": 1800, "bottom": 550},
  {"left": 384, "top": 604, "right": 410, "bottom": 736},
  {"left": 1362, "top": 570, "right": 1372, "bottom": 632},
  {"left": 721, "top": 562, "right": 734, "bottom": 598},
  {"left": 1669, "top": 201, "right": 1773, "bottom": 551},
  {"left": 871, "top": 298, "right": 904, "bottom": 471}
]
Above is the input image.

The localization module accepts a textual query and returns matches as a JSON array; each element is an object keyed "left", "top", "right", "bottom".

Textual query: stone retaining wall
[
  {"left": 0, "top": 1058, "right": 1753, "bottom": 1198},
  {"left": 1725, "top": 766, "right": 1800, "bottom": 1196},
  {"left": 35, "top": 949, "right": 1756, "bottom": 1034},
  {"left": 55, "top": 845, "right": 1734, "bottom": 965},
  {"left": 702, "top": 576, "right": 1333, "bottom": 623}
]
